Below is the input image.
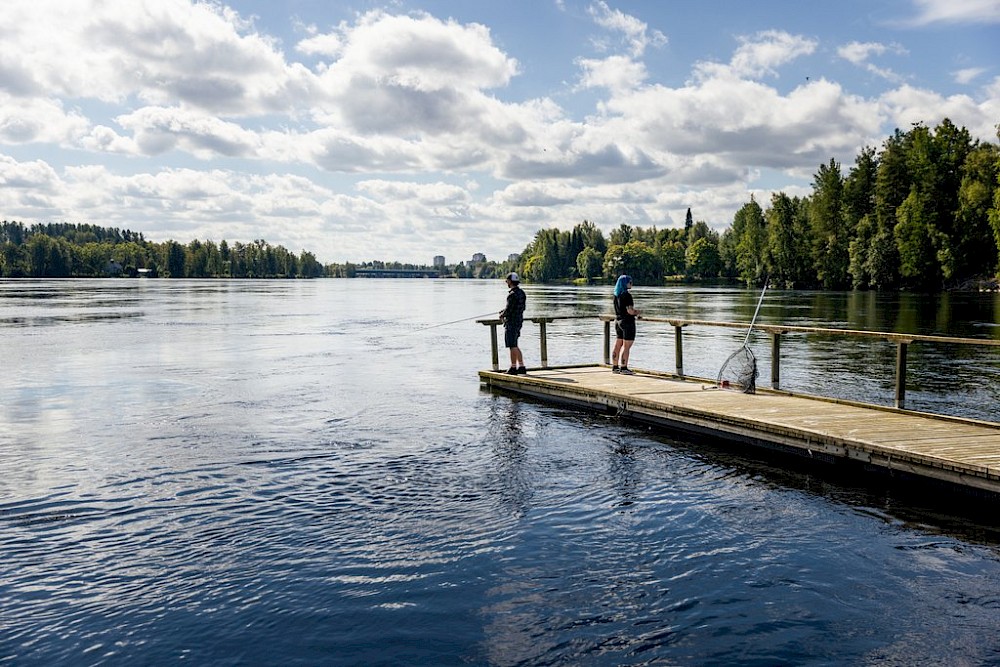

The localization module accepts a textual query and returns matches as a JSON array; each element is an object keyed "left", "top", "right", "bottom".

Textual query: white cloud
[
  {"left": 115, "top": 107, "right": 265, "bottom": 158},
  {"left": 576, "top": 55, "right": 648, "bottom": 92},
  {"left": 837, "top": 41, "right": 907, "bottom": 82},
  {"left": 695, "top": 31, "right": 817, "bottom": 80},
  {"left": 0, "top": 94, "right": 91, "bottom": 145},
  {"left": 954, "top": 67, "right": 988, "bottom": 84},
  {"left": 838, "top": 42, "right": 889, "bottom": 65},
  {"left": 0, "top": 0, "right": 315, "bottom": 114},
  {"left": 295, "top": 32, "right": 344, "bottom": 58},
  {"left": 906, "top": 0, "right": 1000, "bottom": 25},
  {"left": 588, "top": 1, "right": 667, "bottom": 57},
  {"left": 1, "top": 2, "right": 998, "bottom": 263},
  {"left": 879, "top": 83, "right": 1000, "bottom": 140},
  {"left": 0, "top": 154, "right": 60, "bottom": 191}
]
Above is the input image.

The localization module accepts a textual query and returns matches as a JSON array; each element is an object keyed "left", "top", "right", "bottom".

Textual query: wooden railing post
[
  {"left": 895, "top": 341, "right": 908, "bottom": 409},
  {"left": 603, "top": 320, "right": 611, "bottom": 365},
  {"left": 489, "top": 323, "right": 499, "bottom": 371},
  {"left": 674, "top": 324, "right": 684, "bottom": 377},
  {"left": 538, "top": 320, "right": 549, "bottom": 368},
  {"left": 771, "top": 333, "right": 781, "bottom": 390}
]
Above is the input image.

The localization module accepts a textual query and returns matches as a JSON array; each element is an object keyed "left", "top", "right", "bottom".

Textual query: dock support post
[
  {"left": 489, "top": 323, "right": 499, "bottom": 371},
  {"left": 603, "top": 320, "right": 611, "bottom": 365},
  {"left": 674, "top": 325, "right": 684, "bottom": 377},
  {"left": 895, "top": 342, "right": 908, "bottom": 409},
  {"left": 771, "top": 333, "right": 781, "bottom": 390},
  {"left": 539, "top": 320, "right": 549, "bottom": 368}
]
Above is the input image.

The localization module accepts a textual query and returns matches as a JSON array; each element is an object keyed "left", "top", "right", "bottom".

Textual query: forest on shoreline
[
  {"left": 2, "top": 119, "right": 998, "bottom": 291},
  {"left": 507, "top": 119, "right": 1000, "bottom": 291}
]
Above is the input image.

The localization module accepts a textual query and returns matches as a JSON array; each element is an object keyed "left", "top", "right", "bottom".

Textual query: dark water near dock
[{"left": 2, "top": 279, "right": 999, "bottom": 666}]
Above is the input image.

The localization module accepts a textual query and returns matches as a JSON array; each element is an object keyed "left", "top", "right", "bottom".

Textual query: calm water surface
[{"left": 2, "top": 279, "right": 999, "bottom": 666}]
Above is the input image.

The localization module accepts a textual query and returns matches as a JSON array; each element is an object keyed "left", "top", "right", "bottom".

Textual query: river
[{"left": 2, "top": 279, "right": 999, "bottom": 665}]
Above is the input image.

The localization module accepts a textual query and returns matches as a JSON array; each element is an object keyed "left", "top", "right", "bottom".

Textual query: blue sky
[{"left": 1, "top": 0, "right": 998, "bottom": 264}]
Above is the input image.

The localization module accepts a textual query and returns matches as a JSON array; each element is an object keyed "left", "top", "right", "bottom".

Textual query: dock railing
[{"left": 478, "top": 315, "right": 1000, "bottom": 410}]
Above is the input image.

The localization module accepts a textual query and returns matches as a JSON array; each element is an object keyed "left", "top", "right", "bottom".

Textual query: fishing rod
[
  {"left": 743, "top": 280, "right": 768, "bottom": 345},
  {"left": 402, "top": 311, "right": 499, "bottom": 336}
]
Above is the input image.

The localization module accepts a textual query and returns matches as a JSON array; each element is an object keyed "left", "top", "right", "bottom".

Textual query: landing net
[{"left": 717, "top": 345, "right": 758, "bottom": 394}]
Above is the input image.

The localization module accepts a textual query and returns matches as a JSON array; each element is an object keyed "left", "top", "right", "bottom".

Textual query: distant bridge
[{"left": 354, "top": 268, "right": 443, "bottom": 278}]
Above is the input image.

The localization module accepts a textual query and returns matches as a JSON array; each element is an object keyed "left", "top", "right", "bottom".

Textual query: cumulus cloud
[
  {"left": 576, "top": 55, "right": 649, "bottom": 92},
  {"left": 0, "top": 1, "right": 997, "bottom": 262},
  {"left": 880, "top": 83, "right": 1000, "bottom": 139},
  {"left": 0, "top": 94, "right": 91, "bottom": 145},
  {"left": 115, "top": 107, "right": 264, "bottom": 158},
  {"left": 0, "top": 0, "right": 315, "bottom": 114},
  {"left": 695, "top": 30, "right": 817, "bottom": 80},
  {"left": 588, "top": 1, "right": 667, "bottom": 57}
]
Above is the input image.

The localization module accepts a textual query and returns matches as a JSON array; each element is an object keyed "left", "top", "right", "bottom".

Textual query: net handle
[{"left": 742, "top": 281, "right": 768, "bottom": 346}]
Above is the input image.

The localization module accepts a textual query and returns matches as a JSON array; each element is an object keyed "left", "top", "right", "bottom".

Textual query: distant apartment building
[
  {"left": 433, "top": 256, "right": 446, "bottom": 268},
  {"left": 471, "top": 253, "right": 486, "bottom": 263},
  {"left": 508, "top": 253, "right": 520, "bottom": 263}
]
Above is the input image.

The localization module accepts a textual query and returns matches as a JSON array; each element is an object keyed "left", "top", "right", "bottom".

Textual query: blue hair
[{"left": 613, "top": 274, "right": 631, "bottom": 297}]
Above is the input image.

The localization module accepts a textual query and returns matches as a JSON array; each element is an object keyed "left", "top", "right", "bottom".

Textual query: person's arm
[
  {"left": 625, "top": 294, "right": 640, "bottom": 317},
  {"left": 500, "top": 291, "right": 513, "bottom": 321}
]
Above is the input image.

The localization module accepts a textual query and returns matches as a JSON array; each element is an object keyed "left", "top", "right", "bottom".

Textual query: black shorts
[
  {"left": 504, "top": 324, "right": 521, "bottom": 348},
  {"left": 615, "top": 319, "right": 636, "bottom": 341}
]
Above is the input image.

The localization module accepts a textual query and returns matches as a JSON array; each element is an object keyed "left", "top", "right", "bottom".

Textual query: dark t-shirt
[
  {"left": 502, "top": 286, "right": 526, "bottom": 328},
  {"left": 614, "top": 291, "right": 634, "bottom": 323}
]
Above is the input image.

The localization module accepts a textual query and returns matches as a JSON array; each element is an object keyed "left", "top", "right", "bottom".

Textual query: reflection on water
[{"left": 2, "top": 279, "right": 999, "bottom": 666}]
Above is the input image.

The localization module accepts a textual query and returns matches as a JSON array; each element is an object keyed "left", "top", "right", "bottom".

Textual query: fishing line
[{"left": 400, "top": 311, "right": 498, "bottom": 336}]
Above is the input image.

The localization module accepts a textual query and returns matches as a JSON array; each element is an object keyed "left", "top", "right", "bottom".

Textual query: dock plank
[{"left": 480, "top": 365, "right": 1000, "bottom": 495}]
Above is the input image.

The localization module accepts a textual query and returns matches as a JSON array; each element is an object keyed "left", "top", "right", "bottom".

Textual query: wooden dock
[{"left": 479, "top": 364, "right": 1000, "bottom": 498}]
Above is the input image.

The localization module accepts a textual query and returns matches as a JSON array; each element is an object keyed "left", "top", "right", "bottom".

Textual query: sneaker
[
  {"left": 516, "top": 366, "right": 527, "bottom": 374},
  {"left": 506, "top": 367, "right": 518, "bottom": 375},
  {"left": 619, "top": 367, "right": 635, "bottom": 375},
  {"left": 612, "top": 366, "right": 620, "bottom": 373}
]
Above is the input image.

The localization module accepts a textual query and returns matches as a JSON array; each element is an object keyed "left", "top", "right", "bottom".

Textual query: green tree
[
  {"left": 733, "top": 198, "right": 767, "bottom": 286},
  {"left": 575, "top": 246, "right": 604, "bottom": 281},
  {"left": 869, "top": 129, "right": 909, "bottom": 289},
  {"left": 602, "top": 240, "right": 660, "bottom": 284},
  {"left": 810, "top": 158, "right": 849, "bottom": 288},
  {"left": 685, "top": 236, "right": 721, "bottom": 279},
  {"left": 576, "top": 220, "right": 607, "bottom": 253},
  {"left": 1, "top": 242, "right": 28, "bottom": 277},
  {"left": 894, "top": 189, "right": 940, "bottom": 287},
  {"left": 718, "top": 227, "right": 738, "bottom": 279},
  {"left": 608, "top": 223, "right": 634, "bottom": 246},
  {"left": 766, "top": 192, "right": 812, "bottom": 288},
  {"left": 990, "top": 129, "right": 1000, "bottom": 275},
  {"left": 953, "top": 143, "right": 999, "bottom": 281},
  {"left": 659, "top": 241, "right": 686, "bottom": 276},
  {"left": 165, "top": 240, "right": 186, "bottom": 278}
]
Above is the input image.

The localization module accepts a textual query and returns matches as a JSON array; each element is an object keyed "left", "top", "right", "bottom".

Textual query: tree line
[
  {"left": 0, "top": 222, "right": 325, "bottom": 278},
  {"left": 2, "top": 119, "right": 996, "bottom": 289},
  {"left": 511, "top": 119, "right": 1000, "bottom": 290}
]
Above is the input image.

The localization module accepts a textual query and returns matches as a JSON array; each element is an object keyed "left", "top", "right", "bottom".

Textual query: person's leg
[
  {"left": 512, "top": 346, "right": 524, "bottom": 370},
  {"left": 505, "top": 326, "right": 518, "bottom": 373},
  {"left": 612, "top": 337, "right": 623, "bottom": 371},
  {"left": 620, "top": 340, "right": 634, "bottom": 373}
]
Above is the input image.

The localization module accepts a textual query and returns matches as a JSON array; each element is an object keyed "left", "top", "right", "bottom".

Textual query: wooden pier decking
[{"left": 479, "top": 364, "right": 1000, "bottom": 497}]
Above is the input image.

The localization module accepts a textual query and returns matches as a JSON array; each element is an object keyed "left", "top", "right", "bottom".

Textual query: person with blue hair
[{"left": 612, "top": 274, "right": 641, "bottom": 374}]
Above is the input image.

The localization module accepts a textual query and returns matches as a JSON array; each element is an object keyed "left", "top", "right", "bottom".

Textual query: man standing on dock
[{"left": 501, "top": 272, "right": 527, "bottom": 375}]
